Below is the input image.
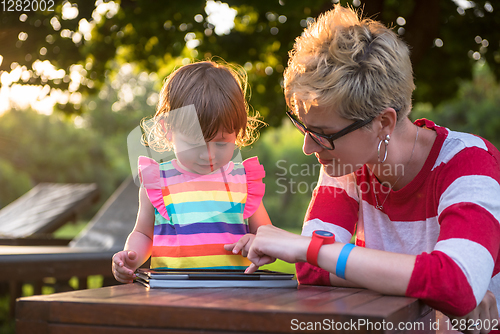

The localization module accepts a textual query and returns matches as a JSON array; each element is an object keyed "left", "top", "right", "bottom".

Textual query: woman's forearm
[
  {"left": 329, "top": 273, "right": 363, "bottom": 288},
  {"left": 317, "top": 243, "right": 416, "bottom": 295},
  {"left": 246, "top": 226, "right": 415, "bottom": 295}
]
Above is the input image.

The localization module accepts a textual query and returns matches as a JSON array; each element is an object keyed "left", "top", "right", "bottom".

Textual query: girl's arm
[
  {"left": 112, "top": 187, "right": 154, "bottom": 283},
  {"left": 248, "top": 202, "right": 272, "bottom": 234},
  {"left": 123, "top": 186, "right": 155, "bottom": 265}
]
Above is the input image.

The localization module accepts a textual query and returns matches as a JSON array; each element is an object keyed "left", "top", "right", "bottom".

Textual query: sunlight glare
[
  {"left": 62, "top": 2, "right": 79, "bottom": 20},
  {"left": 0, "top": 62, "right": 71, "bottom": 115},
  {"left": 205, "top": 1, "right": 236, "bottom": 36},
  {"left": 92, "top": 1, "right": 119, "bottom": 23},
  {"left": 453, "top": 0, "right": 475, "bottom": 9}
]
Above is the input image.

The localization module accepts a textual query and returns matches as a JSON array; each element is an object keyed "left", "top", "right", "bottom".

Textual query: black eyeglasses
[{"left": 286, "top": 110, "right": 374, "bottom": 150}]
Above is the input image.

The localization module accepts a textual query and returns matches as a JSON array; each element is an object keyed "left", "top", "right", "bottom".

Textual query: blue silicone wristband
[{"left": 335, "top": 243, "right": 355, "bottom": 280}]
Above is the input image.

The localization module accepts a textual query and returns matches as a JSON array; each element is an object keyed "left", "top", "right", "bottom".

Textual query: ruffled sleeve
[
  {"left": 138, "top": 156, "right": 170, "bottom": 220},
  {"left": 242, "top": 156, "right": 265, "bottom": 219}
]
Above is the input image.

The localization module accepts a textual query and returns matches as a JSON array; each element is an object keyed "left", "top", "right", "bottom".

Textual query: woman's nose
[{"left": 302, "top": 133, "right": 323, "bottom": 156}]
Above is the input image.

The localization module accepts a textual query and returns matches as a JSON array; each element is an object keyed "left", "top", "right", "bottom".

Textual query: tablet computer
[
  {"left": 137, "top": 268, "right": 295, "bottom": 280},
  {"left": 136, "top": 268, "right": 298, "bottom": 288}
]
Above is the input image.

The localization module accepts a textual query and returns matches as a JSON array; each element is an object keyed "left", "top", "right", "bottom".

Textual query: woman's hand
[
  {"left": 244, "top": 225, "right": 310, "bottom": 273},
  {"left": 224, "top": 233, "right": 255, "bottom": 257},
  {"left": 446, "top": 290, "right": 499, "bottom": 334},
  {"left": 112, "top": 250, "right": 139, "bottom": 284}
]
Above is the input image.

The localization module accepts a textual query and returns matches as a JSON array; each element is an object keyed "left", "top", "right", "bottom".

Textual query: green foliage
[
  {"left": 411, "top": 62, "right": 500, "bottom": 149},
  {"left": 2, "top": 0, "right": 500, "bottom": 123},
  {"left": 0, "top": 158, "right": 31, "bottom": 208},
  {"left": 242, "top": 121, "right": 319, "bottom": 229},
  {"left": 411, "top": 0, "right": 500, "bottom": 106},
  {"left": 0, "top": 109, "right": 116, "bottom": 207},
  {"left": 0, "top": 294, "right": 13, "bottom": 332},
  {"left": 53, "top": 220, "right": 88, "bottom": 238}
]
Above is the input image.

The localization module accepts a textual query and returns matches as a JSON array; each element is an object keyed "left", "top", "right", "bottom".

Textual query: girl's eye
[
  {"left": 215, "top": 142, "right": 228, "bottom": 147},
  {"left": 184, "top": 140, "right": 204, "bottom": 147}
]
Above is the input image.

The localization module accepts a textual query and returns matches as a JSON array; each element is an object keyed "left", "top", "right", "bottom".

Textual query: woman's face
[
  {"left": 171, "top": 131, "right": 237, "bottom": 174},
  {"left": 297, "top": 105, "right": 378, "bottom": 177}
]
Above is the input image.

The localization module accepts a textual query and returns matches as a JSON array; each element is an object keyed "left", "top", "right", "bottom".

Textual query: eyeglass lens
[
  {"left": 308, "top": 133, "right": 333, "bottom": 149},
  {"left": 288, "top": 113, "right": 333, "bottom": 149}
]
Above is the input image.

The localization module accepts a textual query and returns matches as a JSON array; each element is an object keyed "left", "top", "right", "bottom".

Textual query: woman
[{"left": 226, "top": 4, "right": 499, "bottom": 331}]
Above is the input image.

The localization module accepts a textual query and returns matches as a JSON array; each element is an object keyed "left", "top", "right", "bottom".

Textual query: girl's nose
[
  {"left": 199, "top": 142, "right": 215, "bottom": 160},
  {"left": 302, "top": 133, "right": 324, "bottom": 156}
]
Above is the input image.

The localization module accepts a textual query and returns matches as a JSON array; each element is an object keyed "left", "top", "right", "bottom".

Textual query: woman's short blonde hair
[
  {"left": 283, "top": 4, "right": 415, "bottom": 123},
  {"left": 143, "top": 60, "right": 264, "bottom": 152}
]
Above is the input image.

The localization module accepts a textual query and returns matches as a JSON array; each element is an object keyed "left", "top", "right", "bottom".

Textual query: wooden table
[{"left": 16, "top": 283, "right": 435, "bottom": 333}]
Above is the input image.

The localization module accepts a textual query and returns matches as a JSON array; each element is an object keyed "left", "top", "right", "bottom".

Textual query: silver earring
[{"left": 377, "top": 134, "right": 390, "bottom": 163}]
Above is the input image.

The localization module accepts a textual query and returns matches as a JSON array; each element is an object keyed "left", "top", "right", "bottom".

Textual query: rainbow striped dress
[{"left": 138, "top": 156, "right": 265, "bottom": 270}]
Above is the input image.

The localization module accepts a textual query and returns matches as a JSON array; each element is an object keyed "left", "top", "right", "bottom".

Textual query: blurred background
[{"left": 0, "top": 0, "right": 499, "bottom": 234}]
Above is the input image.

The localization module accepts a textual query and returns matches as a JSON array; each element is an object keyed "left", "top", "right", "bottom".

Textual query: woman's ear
[
  {"left": 166, "top": 130, "right": 173, "bottom": 141},
  {"left": 376, "top": 108, "right": 397, "bottom": 139}
]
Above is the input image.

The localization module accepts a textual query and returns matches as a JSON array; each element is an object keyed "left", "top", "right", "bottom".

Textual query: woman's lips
[{"left": 317, "top": 157, "right": 333, "bottom": 165}]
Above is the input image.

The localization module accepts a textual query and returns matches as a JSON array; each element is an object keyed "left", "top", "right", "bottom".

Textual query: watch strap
[
  {"left": 306, "top": 232, "right": 335, "bottom": 267},
  {"left": 306, "top": 236, "right": 323, "bottom": 267}
]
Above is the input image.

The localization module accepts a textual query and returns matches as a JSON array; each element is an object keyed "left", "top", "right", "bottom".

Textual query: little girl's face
[{"left": 171, "top": 130, "right": 237, "bottom": 174}]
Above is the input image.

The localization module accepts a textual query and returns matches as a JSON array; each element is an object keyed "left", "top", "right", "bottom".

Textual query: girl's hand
[{"left": 112, "top": 250, "right": 139, "bottom": 284}]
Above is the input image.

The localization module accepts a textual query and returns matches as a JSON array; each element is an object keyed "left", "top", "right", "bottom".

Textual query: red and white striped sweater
[{"left": 296, "top": 119, "right": 500, "bottom": 316}]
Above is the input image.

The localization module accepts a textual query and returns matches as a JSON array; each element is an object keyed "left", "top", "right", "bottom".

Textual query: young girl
[{"left": 113, "top": 60, "right": 271, "bottom": 283}]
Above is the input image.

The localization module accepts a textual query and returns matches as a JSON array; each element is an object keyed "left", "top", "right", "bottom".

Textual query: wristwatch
[{"left": 307, "top": 230, "right": 336, "bottom": 267}]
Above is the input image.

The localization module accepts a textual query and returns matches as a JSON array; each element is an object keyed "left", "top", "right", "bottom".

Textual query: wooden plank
[
  {"left": 45, "top": 301, "right": 304, "bottom": 333},
  {"left": 354, "top": 294, "right": 432, "bottom": 319},
  {"left": 216, "top": 286, "right": 360, "bottom": 314},
  {"left": 16, "top": 298, "right": 50, "bottom": 334},
  {"left": 0, "top": 236, "right": 71, "bottom": 245},
  {"left": 70, "top": 178, "right": 138, "bottom": 250},
  {"left": 49, "top": 323, "right": 264, "bottom": 334},
  {"left": 285, "top": 288, "right": 381, "bottom": 310},
  {"left": 16, "top": 285, "right": 432, "bottom": 334},
  {"left": 0, "top": 246, "right": 116, "bottom": 281},
  {"left": 15, "top": 320, "right": 48, "bottom": 334},
  {"left": 353, "top": 294, "right": 434, "bottom": 334},
  {"left": 0, "top": 183, "right": 99, "bottom": 239},
  {"left": 201, "top": 287, "right": 295, "bottom": 307},
  {"left": 16, "top": 298, "right": 49, "bottom": 322},
  {"left": 267, "top": 286, "right": 365, "bottom": 310}
]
